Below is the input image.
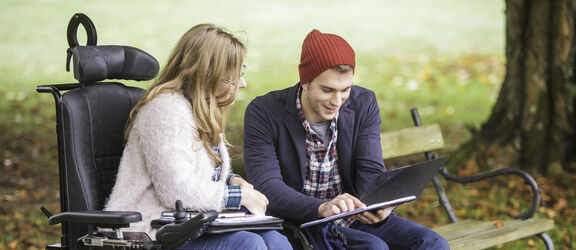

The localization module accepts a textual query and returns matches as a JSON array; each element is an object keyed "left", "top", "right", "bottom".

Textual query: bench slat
[
  {"left": 380, "top": 122, "right": 554, "bottom": 249},
  {"left": 381, "top": 124, "right": 445, "bottom": 159},
  {"left": 433, "top": 218, "right": 554, "bottom": 249}
]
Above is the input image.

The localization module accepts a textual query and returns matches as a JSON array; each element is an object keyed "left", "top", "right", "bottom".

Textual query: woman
[{"left": 105, "top": 24, "right": 291, "bottom": 249}]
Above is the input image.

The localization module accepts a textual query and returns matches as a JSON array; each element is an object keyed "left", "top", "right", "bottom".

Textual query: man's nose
[{"left": 330, "top": 92, "right": 343, "bottom": 106}]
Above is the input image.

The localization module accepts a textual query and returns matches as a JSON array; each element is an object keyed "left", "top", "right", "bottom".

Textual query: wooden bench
[{"left": 380, "top": 108, "right": 555, "bottom": 249}]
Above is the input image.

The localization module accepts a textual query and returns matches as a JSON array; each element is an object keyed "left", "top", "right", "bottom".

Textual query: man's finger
[
  {"left": 352, "top": 212, "right": 376, "bottom": 224},
  {"left": 345, "top": 198, "right": 356, "bottom": 211},
  {"left": 330, "top": 204, "right": 341, "bottom": 214},
  {"left": 362, "top": 211, "right": 380, "bottom": 223},
  {"left": 337, "top": 193, "right": 366, "bottom": 209},
  {"left": 333, "top": 199, "right": 346, "bottom": 212}
]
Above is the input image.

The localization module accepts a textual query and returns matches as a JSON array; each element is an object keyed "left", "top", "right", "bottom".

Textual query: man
[{"left": 244, "top": 29, "right": 449, "bottom": 249}]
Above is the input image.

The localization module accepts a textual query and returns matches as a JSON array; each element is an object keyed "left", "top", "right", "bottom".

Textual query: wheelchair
[{"left": 37, "top": 13, "right": 218, "bottom": 249}]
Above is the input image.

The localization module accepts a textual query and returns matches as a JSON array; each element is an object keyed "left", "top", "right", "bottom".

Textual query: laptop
[{"left": 300, "top": 156, "right": 448, "bottom": 228}]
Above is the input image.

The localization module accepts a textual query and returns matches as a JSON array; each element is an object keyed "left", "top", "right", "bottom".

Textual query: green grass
[
  {"left": 2, "top": 0, "right": 573, "bottom": 249},
  {"left": 1, "top": 0, "right": 506, "bottom": 144}
]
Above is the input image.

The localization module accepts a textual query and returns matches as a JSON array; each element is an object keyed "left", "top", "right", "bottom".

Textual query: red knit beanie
[{"left": 298, "top": 29, "right": 355, "bottom": 84}]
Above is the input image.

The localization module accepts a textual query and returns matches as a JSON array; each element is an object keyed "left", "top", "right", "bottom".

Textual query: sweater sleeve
[{"left": 134, "top": 94, "right": 227, "bottom": 211}]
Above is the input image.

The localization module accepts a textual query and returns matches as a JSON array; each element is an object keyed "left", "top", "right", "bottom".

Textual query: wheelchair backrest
[
  {"left": 37, "top": 13, "right": 158, "bottom": 249},
  {"left": 60, "top": 83, "right": 145, "bottom": 211}
]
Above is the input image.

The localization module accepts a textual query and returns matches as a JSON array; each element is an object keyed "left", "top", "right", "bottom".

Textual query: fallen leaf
[
  {"left": 456, "top": 208, "right": 467, "bottom": 217},
  {"left": 553, "top": 197, "right": 567, "bottom": 211},
  {"left": 8, "top": 240, "right": 18, "bottom": 249},
  {"left": 457, "top": 159, "right": 479, "bottom": 176},
  {"left": 492, "top": 219, "right": 503, "bottom": 228}
]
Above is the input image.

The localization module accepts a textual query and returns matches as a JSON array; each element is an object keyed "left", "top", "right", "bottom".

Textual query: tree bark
[{"left": 452, "top": 0, "right": 576, "bottom": 176}]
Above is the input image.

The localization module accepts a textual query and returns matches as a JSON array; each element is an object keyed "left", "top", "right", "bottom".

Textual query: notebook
[
  {"left": 300, "top": 157, "right": 449, "bottom": 228},
  {"left": 152, "top": 213, "right": 284, "bottom": 234}
]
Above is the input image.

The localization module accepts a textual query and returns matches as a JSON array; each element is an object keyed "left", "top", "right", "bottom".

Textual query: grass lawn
[
  {"left": 1, "top": 0, "right": 505, "bottom": 137},
  {"left": 1, "top": 0, "right": 572, "bottom": 249}
]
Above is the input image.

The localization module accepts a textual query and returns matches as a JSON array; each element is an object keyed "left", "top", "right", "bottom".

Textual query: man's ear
[{"left": 301, "top": 82, "right": 309, "bottom": 90}]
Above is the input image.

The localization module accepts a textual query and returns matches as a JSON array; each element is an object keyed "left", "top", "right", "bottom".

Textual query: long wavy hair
[{"left": 125, "top": 24, "right": 246, "bottom": 165}]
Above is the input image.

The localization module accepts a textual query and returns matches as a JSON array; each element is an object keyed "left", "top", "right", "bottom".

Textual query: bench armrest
[
  {"left": 48, "top": 210, "right": 142, "bottom": 228},
  {"left": 440, "top": 167, "right": 541, "bottom": 220}
]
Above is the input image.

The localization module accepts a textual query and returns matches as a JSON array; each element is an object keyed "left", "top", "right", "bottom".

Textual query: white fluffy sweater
[{"left": 105, "top": 91, "right": 232, "bottom": 239}]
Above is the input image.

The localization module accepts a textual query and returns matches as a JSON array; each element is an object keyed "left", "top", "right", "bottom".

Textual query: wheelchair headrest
[
  {"left": 66, "top": 13, "right": 159, "bottom": 83},
  {"left": 71, "top": 45, "right": 159, "bottom": 83}
]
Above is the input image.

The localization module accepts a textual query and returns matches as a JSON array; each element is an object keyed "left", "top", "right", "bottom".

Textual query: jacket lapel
[
  {"left": 337, "top": 98, "right": 355, "bottom": 195},
  {"left": 283, "top": 84, "right": 307, "bottom": 181}
]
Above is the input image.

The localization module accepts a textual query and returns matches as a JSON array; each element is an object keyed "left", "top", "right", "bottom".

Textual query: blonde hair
[{"left": 126, "top": 24, "right": 246, "bottom": 164}]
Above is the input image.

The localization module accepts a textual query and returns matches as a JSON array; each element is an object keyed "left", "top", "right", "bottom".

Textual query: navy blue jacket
[{"left": 243, "top": 83, "right": 386, "bottom": 222}]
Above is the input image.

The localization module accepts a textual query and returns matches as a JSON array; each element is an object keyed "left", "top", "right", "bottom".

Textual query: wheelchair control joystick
[
  {"left": 156, "top": 201, "right": 218, "bottom": 248},
  {"left": 174, "top": 200, "right": 187, "bottom": 224}
]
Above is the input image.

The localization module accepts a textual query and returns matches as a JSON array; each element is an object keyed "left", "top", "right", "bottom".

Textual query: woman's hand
[
  {"left": 230, "top": 176, "right": 254, "bottom": 189},
  {"left": 240, "top": 187, "right": 269, "bottom": 216},
  {"left": 231, "top": 176, "right": 267, "bottom": 215}
]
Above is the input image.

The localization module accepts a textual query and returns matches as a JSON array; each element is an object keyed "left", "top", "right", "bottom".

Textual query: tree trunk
[{"left": 452, "top": 0, "right": 576, "bottom": 177}]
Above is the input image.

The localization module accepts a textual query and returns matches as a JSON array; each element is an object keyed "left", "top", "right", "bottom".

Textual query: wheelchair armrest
[
  {"left": 49, "top": 210, "right": 142, "bottom": 228},
  {"left": 440, "top": 167, "right": 541, "bottom": 220}
]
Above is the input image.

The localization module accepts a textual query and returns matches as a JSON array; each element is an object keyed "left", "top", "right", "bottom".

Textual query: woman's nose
[{"left": 238, "top": 77, "right": 247, "bottom": 89}]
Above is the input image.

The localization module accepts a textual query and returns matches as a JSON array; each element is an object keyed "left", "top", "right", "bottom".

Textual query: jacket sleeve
[
  {"left": 243, "top": 99, "right": 324, "bottom": 222},
  {"left": 350, "top": 91, "right": 387, "bottom": 196},
  {"left": 134, "top": 95, "right": 227, "bottom": 211}
]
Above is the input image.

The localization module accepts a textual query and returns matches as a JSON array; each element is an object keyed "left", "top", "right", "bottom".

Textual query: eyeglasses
[{"left": 221, "top": 64, "right": 247, "bottom": 86}]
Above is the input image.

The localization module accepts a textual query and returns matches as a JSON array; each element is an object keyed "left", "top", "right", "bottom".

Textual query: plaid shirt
[
  {"left": 297, "top": 86, "right": 354, "bottom": 226},
  {"left": 212, "top": 146, "right": 242, "bottom": 210}
]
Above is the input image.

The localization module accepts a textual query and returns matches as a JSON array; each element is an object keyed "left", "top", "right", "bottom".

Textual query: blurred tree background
[
  {"left": 0, "top": 0, "right": 573, "bottom": 249},
  {"left": 453, "top": 0, "right": 576, "bottom": 181}
]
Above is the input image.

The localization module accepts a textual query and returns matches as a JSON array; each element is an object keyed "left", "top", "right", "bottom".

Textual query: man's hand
[
  {"left": 351, "top": 206, "right": 396, "bottom": 224},
  {"left": 318, "top": 193, "right": 365, "bottom": 218}
]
